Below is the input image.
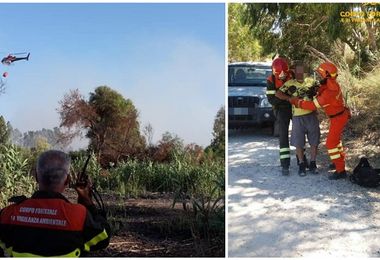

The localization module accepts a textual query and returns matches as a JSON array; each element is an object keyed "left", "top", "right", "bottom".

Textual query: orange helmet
[
  {"left": 316, "top": 62, "right": 338, "bottom": 79},
  {"left": 272, "top": 58, "right": 289, "bottom": 81}
]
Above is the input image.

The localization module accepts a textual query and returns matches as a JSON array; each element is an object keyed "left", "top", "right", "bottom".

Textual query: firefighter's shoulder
[{"left": 8, "top": 195, "right": 28, "bottom": 204}]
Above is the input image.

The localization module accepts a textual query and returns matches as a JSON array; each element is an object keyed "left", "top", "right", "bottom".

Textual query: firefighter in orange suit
[
  {"left": 266, "top": 57, "right": 293, "bottom": 175},
  {"left": 289, "top": 62, "right": 350, "bottom": 180}
]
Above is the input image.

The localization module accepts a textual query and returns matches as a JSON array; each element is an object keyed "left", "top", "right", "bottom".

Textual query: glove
[
  {"left": 75, "top": 178, "right": 94, "bottom": 207},
  {"left": 305, "top": 87, "right": 316, "bottom": 99},
  {"left": 306, "top": 83, "right": 320, "bottom": 99},
  {"left": 287, "top": 85, "right": 297, "bottom": 95},
  {"left": 288, "top": 97, "right": 301, "bottom": 108}
]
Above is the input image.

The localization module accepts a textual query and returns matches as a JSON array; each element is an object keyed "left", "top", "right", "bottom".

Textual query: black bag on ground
[{"left": 350, "top": 157, "right": 380, "bottom": 188}]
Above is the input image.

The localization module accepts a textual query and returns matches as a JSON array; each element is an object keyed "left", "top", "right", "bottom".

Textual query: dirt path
[
  {"left": 228, "top": 128, "right": 380, "bottom": 257},
  {"left": 88, "top": 196, "right": 194, "bottom": 257}
]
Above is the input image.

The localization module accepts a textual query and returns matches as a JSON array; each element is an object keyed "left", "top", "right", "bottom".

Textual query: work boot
[
  {"left": 298, "top": 162, "right": 307, "bottom": 177},
  {"left": 309, "top": 161, "right": 318, "bottom": 174},
  {"left": 282, "top": 167, "right": 290, "bottom": 176},
  {"left": 328, "top": 170, "right": 347, "bottom": 180},
  {"left": 297, "top": 155, "right": 309, "bottom": 169}
]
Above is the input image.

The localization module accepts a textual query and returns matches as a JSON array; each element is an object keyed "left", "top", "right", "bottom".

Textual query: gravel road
[{"left": 228, "top": 128, "right": 380, "bottom": 257}]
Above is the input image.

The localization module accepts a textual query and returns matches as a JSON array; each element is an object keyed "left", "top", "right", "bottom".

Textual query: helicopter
[{"left": 1, "top": 52, "right": 30, "bottom": 65}]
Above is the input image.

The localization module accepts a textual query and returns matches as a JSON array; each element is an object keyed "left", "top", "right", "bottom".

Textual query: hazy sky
[{"left": 0, "top": 3, "right": 225, "bottom": 147}]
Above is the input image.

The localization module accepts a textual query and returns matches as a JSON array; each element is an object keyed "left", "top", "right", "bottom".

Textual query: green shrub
[{"left": 0, "top": 144, "right": 36, "bottom": 208}]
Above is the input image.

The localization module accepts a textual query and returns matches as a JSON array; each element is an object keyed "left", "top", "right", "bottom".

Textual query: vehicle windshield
[{"left": 229, "top": 65, "right": 272, "bottom": 86}]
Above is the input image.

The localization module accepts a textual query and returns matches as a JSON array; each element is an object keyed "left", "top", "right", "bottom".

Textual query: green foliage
[
  {"left": 207, "top": 106, "right": 225, "bottom": 159},
  {"left": 70, "top": 151, "right": 102, "bottom": 189},
  {"left": 34, "top": 136, "right": 51, "bottom": 152},
  {"left": 160, "top": 132, "right": 184, "bottom": 150},
  {"left": 59, "top": 87, "right": 146, "bottom": 166},
  {"left": 229, "top": 3, "right": 265, "bottom": 62},
  {"left": 69, "top": 151, "right": 224, "bottom": 198},
  {"left": 340, "top": 66, "right": 380, "bottom": 137},
  {"left": 0, "top": 144, "right": 36, "bottom": 208},
  {"left": 242, "top": 3, "right": 380, "bottom": 71},
  {"left": 172, "top": 171, "right": 225, "bottom": 253},
  {"left": 244, "top": 3, "right": 332, "bottom": 60},
  {"left": 152, "top": 132, "right": 185, "bottom": 162},
  {"left": 87, "top": 86, "right": 146, "bottom": 163},
  {"left": 88, "top": 86, "right": 136, "bottom": 128},
  {"left": 0, "top": 116, "right": 10, "bottom": 145}
]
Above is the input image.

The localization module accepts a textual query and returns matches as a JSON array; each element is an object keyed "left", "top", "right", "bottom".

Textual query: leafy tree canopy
[
  {"left": 207, "top": 106, "right": 225, "bottom": 159},
  {"left": 58, "top": 86, "right": 146, "bottom": 165},
  {"left": 243, "top": 3, "right": 380, "bottom": 71},
  {"left": 229, "top": 3, "right": 266, "bottom": 62}
]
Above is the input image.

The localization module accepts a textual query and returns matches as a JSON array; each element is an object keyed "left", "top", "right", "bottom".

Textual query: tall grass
[
  {"left": 70, "top": 152, "right": 224, "bottom": 198},
  {"left": 1, "top": 147, "right": 223, "bottom": 205},
  {"left": 338, "top": 65, "right": 380, "bottom": 137},
  {"left": 0, "top": 144, "right": 36, "bottom": 208}
]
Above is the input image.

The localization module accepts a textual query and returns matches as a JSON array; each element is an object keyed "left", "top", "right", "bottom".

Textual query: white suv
[{"left": 228, "top": 62, "right": 275, "bottom": 129}]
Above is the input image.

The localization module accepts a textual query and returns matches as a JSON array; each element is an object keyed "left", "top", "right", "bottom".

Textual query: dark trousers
[{"left": 275, "top": 108, "right": 292, "bottom": 168}]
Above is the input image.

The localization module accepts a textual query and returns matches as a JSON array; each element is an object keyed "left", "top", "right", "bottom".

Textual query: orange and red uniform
[
  {"left": 0, "top": 191, "right": 110, "bottom": 257},
  {"left": 297, "top": 78, "right": 349, "bottom": 173}
]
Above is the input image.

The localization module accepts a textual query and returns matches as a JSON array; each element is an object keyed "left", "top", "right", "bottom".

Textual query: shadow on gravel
[{"left": 228, "top": 128, "right": 380, "bottom": 257}]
